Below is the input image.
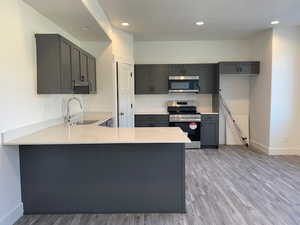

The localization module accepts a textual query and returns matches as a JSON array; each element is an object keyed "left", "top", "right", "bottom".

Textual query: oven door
[
  {"left": 169, "top": 121, "right": 201, "bottom": 149},
  {"left": 168, "top": 76, "right": 199, "bottom": 93}
]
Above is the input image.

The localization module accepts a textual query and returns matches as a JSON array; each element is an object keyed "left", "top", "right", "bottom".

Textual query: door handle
[{"left": 120, "top": 112, "right": 124, "bottom": 116}]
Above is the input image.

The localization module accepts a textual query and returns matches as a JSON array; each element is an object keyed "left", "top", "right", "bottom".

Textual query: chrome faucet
[{"left": 65, "top": 97, "right": 83, "bottom": 125}]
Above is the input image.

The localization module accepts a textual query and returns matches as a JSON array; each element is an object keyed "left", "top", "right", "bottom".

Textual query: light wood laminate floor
[{"left": 15, "top": 146, "right": 300, "bottom": 225}]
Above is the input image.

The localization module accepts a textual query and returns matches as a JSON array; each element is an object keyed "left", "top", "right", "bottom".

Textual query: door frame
[{"left": 113, "top": 56, "right": 135, "bottom": 128}]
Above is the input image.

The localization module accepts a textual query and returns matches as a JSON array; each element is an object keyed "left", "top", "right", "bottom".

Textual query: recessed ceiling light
[
  {"left": 195, "top": 21, "right": 205, "bottom": 26},
  {"left": 121, "top": 22, "right": 130, "bottom": 27},
  {"left": 271, "top": 20, "right": 280, "bottom": 25}
]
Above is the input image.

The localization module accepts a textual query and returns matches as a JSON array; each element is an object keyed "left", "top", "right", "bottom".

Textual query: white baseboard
[
  {"left": 269, "top": 146, "right": 300, "bottom": 156},
  {"left": 250, "top": 140, "right": 300, "bottom": 156},
  {"left": 0, "top": 203, "right": 23, "bottom": 225},
  {"left": 250, "top": 140, "right": 269, "bottom": 154}
]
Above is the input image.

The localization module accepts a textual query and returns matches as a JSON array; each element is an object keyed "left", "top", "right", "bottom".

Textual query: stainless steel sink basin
[{"left": 74, "top": 120, "right": 98, "bottom": 125}]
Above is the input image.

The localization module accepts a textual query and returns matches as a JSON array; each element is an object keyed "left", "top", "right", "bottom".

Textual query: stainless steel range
[{"left": 168, "top": 100, "right": 201, "bottom": 149}]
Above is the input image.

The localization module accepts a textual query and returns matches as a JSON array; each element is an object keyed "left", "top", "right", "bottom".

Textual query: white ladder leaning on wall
[{"left": 219, "top": 93, "right": 249, "bottom": 147}]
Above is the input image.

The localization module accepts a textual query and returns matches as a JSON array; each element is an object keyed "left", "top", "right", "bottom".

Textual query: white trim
[
  {"left": 1, "top": 117, "right": 63, "bottom": 144},
  {"left": 249, "top": 140, "right": 269, "bottom": 154},
  {"left": 113, "top": 55, "right": 134, "bottom": 65},
  {"left": 268, "top": 146, "right": 300, "bottom": 156},
  {"left": 0, "top": 203, "right": 23, "bottom": 225},
  {"left": 250, "top": 140, "right": 300, "bottom": 156}
]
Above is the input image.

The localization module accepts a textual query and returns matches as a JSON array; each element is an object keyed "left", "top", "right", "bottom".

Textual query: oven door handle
[{"left": 169, "top": 119, "right": 202, "bottom": 122}]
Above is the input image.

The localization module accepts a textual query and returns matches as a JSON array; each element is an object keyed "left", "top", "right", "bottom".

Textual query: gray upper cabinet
[
  {"left": 35, "top": 34, "right": 96, "bottom": 94},
  {"left": 168, "top": 64, "right": 186, "bottom": 75},
  {"left": 173, "top": 64, "right": 218, "bottom": 93},
  {"left": 88, "top": 57, "right": 97, "bottom": 94},
  {"left": 219, "top": 62, "right": 260, "bottom": 75},
  {"left": 135, "top": 64, "right": 169, "bottom": 94},
  {"left": 135, "top": 64, "right": 219, "bottom": 95},
  {"left": 195, "top": 64, "right": 218, "bottom": 94},
  {"left": 60, "top": 40, "right": 73, "bottom": 93},
  {"left": 71, "top": 47, "right": 81, "bottom": 85},
  {"left": 80, "top": 52, "right": 88, "bottom": 82}
]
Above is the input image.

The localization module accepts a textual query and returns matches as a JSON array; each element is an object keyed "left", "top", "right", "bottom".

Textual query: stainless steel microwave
[{"left": 168, "top": 76, "right": 199, "bottom": 93}]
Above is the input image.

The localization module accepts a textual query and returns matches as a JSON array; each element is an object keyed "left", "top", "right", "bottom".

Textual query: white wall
[
  {"left": 81, "top": 41, "right": 114, "bottom": 112},
  {"left": 135, "top": 94, "right": 213, "bottom": 114},
  {"left": 249, "top": 29, "right": 273, "bottom": 153},
  {"left": 82, "top": 0, "right": 134, "bottom": 125},
  {"left": 0, "top": 1, "right": 95, "bottom": 224},
  {"left": 269, "top": 26, "right": 300, "bottom": 155},
  {"left": 134, "top": 40, "right": 252, "bottom": 144},
  {"left": 134, "top": 40, "right": 251, "bottom": 64}
]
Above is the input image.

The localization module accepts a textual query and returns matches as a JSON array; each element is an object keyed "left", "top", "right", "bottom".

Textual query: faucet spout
[{"left": 65, "top": 97, "right": 83, "bottom": 125}]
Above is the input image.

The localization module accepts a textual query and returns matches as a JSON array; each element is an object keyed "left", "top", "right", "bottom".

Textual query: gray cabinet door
[
  {"left": 168, "top": 64, "right": 186, "bottom": 75},
  {"left": 135, "top": 65, "right": 151, "bottom": 94},
  {"left": 60, "top": 40, "right": 73, "bottom": 93},
  {"left": 239, "top": 62, "right": 260, "bottom": 74},
  {"left": 71, "top": 47, "right": 81, "bottom": 84},
  {"left": 148, "top": 65, "right": 168, "bottom": 94},
  {"left": 219, "top": 62, "right": 240, "bottom": 74},
  {"left": 219, "top": 62, "right": 260, "bottom": 75},
  {"left": 88, "top": 57, "right": 97, "bottom": 94},
  {"left": 198, "top": 64, "right": 218, "bottom": 94},
  {"left": 36, "top": 34, "right": 61, "bottom": 94},
  {"left": 80, "top": 53, "right": 88, "bottom": 82},
  {"left": 135, "top": 64, "right": 168, "bottom": 94},
  {"left": 201, "top": 114, "right": 219, "bottom": 148}
]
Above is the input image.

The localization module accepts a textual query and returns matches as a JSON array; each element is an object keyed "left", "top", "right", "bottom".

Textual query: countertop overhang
[{"left": 4, "top": 123, "right": 190, "bottom": 146}]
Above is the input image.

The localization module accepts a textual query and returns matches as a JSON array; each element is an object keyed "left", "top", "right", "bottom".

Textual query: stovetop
[
  {"left": 167, "top": 100, "right": 197, "bottom": 108},
  {"left": 167, "top": 100, "right": 198, "bottom": 115},
  {"left": 168, "top": 111, "right": 200, "bottom": 115}
]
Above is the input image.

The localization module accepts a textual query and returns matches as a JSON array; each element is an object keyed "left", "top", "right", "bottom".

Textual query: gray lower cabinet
[
  {"left": 35, "top": 34, "right": 96, "bottom": 94},
  {"left": 135, "top": 114, "right": 169, "bottom": 127},
  {"left": 219, "top": 62, "right": 260, "bottom": 75},
  {"left": 201, "top": 114, "right": 219, "bottom": 148}
]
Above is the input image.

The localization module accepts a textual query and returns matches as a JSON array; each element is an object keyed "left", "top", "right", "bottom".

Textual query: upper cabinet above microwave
[
  {"left": 35, "top": 34, "right": 97, "bottom": 94},
  {"left": 134, "top": 64, "right": 218, "bottom": 95},
  {"left": 219, "top": 62, "right": 260, "bottom": 75}
]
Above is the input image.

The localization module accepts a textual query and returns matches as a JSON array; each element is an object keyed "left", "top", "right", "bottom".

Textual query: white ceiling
[
  {"left": 23, "top": 0, "right": 110, "bottom": 42},
  {"left": 97, "top": 0, "right": 300, "bottom": 41}
]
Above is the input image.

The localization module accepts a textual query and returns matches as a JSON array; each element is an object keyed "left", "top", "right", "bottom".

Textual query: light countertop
[
  {"left": 4, "top": 112, "right": 190, "bottom": 145},
  {"left": 200, "top": 112, "right": 219, "bottom": 115}
]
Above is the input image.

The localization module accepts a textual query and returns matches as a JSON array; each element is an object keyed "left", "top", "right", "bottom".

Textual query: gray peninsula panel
[{"left": 20, "top": 143, "right": 186, "bottom": 214}]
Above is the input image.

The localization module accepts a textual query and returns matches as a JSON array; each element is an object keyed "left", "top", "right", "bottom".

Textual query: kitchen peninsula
[{"left": 3, "top": 118, "right": 189, "bottom": 214}]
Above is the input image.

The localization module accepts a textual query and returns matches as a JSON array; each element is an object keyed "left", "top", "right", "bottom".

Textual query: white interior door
[{"left": 117, "top": 62, "right": 134, "bottom": 128}]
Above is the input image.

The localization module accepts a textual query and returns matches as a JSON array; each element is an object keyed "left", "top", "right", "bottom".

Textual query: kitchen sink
[{"left": 74, "top": 120, "right": 99, "bottom": 125}]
